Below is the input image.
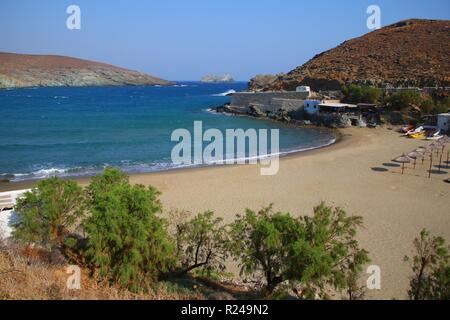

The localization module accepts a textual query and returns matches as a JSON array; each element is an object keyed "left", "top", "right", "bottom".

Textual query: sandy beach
[{"left": 1, "top": 127, "right": 449, "bottom": 299}]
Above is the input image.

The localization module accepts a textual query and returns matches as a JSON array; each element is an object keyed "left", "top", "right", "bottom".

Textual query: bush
[
  {"left": 174, "top": 211, "right": 229, "bottom": 277},
  {"left": 228, "top": 203, "right": 369, "bottom": 298},
  {"left": 342, "top": 85, "right": 381, "bottom": 104},
  {"left": 435, "top": 97, "right": 450, "bottom": 114},
  {"left": 420, "top": 99, "right": 435, "bottom": 115},
  {"left": 297, "top": 203, "right": 369, "bottom": 299},
  {"left": 84, "top": 168, "right": 175, "bottom": 292},
  {"left": 13, "top": 177, "right": 86, "bottom": 248},
  {"left": 404, "top": 229, "right": 450, "bottom": 300},
  {"left": 385, "top": 90, "right": 422, "bottom": 110}
]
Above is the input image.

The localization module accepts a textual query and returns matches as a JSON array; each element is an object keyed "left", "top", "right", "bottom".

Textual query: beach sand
[{"left": 1, "top": 127, "right": 449, "bottom": 299}]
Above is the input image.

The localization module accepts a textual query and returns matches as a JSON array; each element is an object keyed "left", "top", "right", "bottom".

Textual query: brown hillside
[
  {"left": 0, "top": 52, "right": 171, "bottom": 89},
  {"left": 249, "top": 19, "right": 450, "bottom": 91}
]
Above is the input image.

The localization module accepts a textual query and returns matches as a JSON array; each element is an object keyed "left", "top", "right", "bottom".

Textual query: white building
[
  {"left": 437, "top": 113, "right": 450, "bottom": 132},
  {"left": 296, "top": 86, "right": 311, "bottom": 95}
]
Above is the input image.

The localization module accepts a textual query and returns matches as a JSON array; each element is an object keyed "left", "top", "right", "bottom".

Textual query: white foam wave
[
  {"left": 6, "top": 137, "right": 336, "bottom": 182},
  {"left": 212, "top": 89, "right": 236, "bottom": 97}
]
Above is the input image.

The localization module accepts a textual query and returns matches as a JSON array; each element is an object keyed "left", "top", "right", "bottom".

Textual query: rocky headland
[{"left": 0, "top": 52, "right": 171, "bottom": 89}]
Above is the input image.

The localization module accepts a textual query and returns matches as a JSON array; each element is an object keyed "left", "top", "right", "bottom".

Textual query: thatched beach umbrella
[
  {"left": 428, "top": 152, "right": 434, "bottom": 179},
  {"left": 416, "top": 147, "right": 431, "bottom": 164},
  {"left": 407, "top": 151, "right": 424, "bottom": 169},
  {"left": 446, "top": 149, "right": 450, "bottom": 169},
  {"left": 393, "top": 154, "right": 411, "bottom": 175}
]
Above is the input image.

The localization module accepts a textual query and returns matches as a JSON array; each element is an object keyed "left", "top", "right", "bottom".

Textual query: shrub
[
  {"left": 228, "top": 203, "right": 369, "bottom": 298},
  {"left": 404, "top": 229, "right": 450, "bottom": 300},
  {"left": 296, "top": 203, "right": 370, "bottom": 299},
  {"left": 342, "top": 84, "right": 381, "bottom": 104},
  {"left": 84, "top": 169, "right": 175, "bottom": 292},
  {"left": 385, "top": 90, "right": 422, "bottom": 110},
  {"left": 13, "top": 177, "right": 85, "bottom": 248},
  {"left": 420, "top": 99, "right": 435, "bottom": 115},
  {"left": 435, "top": 97, "right": 450, "bottom": 114},
  {"left": 174, "top": 211, "right": 229, "bottom": 277},
  {"left": 86, "top": 166, "right": 129, "bottom": 203}
]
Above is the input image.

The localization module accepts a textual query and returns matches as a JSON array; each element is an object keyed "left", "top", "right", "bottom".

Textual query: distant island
[
  {"left": 0, "top": 52, "right": 171, "bottom": 89},
  {"left": 201, "top": 74, "right": 235, "bottom": 83}
]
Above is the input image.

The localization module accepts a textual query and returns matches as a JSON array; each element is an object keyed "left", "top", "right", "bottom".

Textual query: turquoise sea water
[{"left": 0, "top": 82, "right": 336, "bottom": 181}]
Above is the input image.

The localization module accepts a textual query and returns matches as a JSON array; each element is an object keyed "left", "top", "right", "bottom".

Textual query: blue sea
[{"left": 0, "top": 82, "right": 336, "bottom": 181}]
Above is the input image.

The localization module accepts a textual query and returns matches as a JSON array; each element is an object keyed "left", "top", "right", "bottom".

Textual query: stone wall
[
  {"left": 230, "top": 92, "right": 309, "bottom": 112},
  {"left": 271, "top": 98, "right": 306, "bottom": 112}
]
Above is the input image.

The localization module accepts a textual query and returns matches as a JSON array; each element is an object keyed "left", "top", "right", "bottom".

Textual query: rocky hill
[
  {"left": 0, "top": 52, "right": 171, "bottom": 89},
  {"left": 249, "top": 19, "right": 450, "bottom": 91}
]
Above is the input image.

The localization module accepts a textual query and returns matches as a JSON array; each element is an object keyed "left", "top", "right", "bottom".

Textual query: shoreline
[{"left": 0, "top": 128, "right": 342, "bottom": 192}]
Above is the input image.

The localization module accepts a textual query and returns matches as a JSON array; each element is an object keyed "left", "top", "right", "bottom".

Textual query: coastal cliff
[
  {"left": 0, "top": 52, "right": 171, "bottom": 89},
  {"left": 249, "top": 19, "right": 450, "bottom": 91}
]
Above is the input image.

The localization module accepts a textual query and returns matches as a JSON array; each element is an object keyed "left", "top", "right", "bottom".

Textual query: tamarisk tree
[
  {"left": 228, "top": 203, "right": 369, "bottom": 298},
  {"left": 13, "top": 177, "right": 85, "bottom": 248},
  {"left": 174, "top": 211, "right": 228, "bottom": 277},
  {"left": 404, "top": 229, "right": 450, "bottom": 300},
  {"left": 84, "top": 168, "right": 175, "bottom": 292}
]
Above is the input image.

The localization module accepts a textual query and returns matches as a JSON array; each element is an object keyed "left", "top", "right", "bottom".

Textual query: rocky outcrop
[
  {"left": 0, "top": 52, "right": 171, "bottom": 89},
  {"left": 201, "top": 74, "right": 235, "bottom": 83},
  {"left": 249, "top": 19, "right": 450, "bottom": 91},
  {"left": 248, "top": 74, "right": 284, "bottom": 92}
]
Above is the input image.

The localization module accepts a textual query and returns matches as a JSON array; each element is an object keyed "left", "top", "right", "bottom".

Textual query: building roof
[{"left": 318, "top": 103, "right": 357, "bottom": 108}]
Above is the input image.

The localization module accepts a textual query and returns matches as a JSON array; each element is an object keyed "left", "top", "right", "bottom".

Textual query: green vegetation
[
  {"left": 228, "top": 203, "right": 369, "bottom": 298},
  {"left": 12, "top": 168, "right": 449, "bottom": 299},
  {"left": 13, "top": 178, "right": 85, "bottom": 248},
  {"left": 385, "top": 90, "right": 422, "bottom": 111},
  {"left": 342, "top": 84, "right": 449, "bottom": 117},
  {"left": 84, "top": 169, "right": 175, "bottom": 291},
  {"left": 342, "top": 84, "right": 381, "bottom": 104},
  {"left": 174, "top": 211, "right": 228, "bottom": 277},
  {"left": 404, "top": 229, "right": 450, "bottom": 300}
]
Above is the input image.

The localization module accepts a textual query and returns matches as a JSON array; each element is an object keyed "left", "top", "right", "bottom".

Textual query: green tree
[
  {"left": 228, "top": 205, "right": 302, "bottom": 293},
  {"left": 174, "top": 211, "right": 229, "bottom": 277},
  {"left": 435, "top": 97, "right": 450, "bottom": 114},
  {"left": 342, "top": 84, "right": 381, "bottom": 104},
  {"left": 86, "top": 166, "right": 129, "bottom": 203},
  {"left": 84, "top": 168, "right": 175, "bottom": 292},
  {"left": 385, "top": 90, "right": 422, "bottom": 110},
  {"left": 296, "top": 203, "right": 369, "bottom": 299},
  {"left": 228, "top": 203, "right": 369, "bottom": 297},
  {"left": 13, "top": 177, "right": 85, "bottom": 248},
  {"left": 420, "top": 99, "right": 435, "bottom": 115},
  {"left": 404, "top": 229, "right": 450, "bottom": 300}
]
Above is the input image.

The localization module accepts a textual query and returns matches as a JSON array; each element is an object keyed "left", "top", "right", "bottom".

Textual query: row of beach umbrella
[{"left": 393, "top": 136, "right": 450, "bottom": 178}]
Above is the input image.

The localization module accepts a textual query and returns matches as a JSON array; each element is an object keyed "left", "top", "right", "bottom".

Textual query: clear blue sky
[{"left": 0, "top": 0, "right": 449, "bottom": 81}]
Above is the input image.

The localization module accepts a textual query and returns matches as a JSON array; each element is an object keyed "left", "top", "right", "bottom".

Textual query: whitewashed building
[
  {"left": 296, "top": 86, "right": 311, "bottom": 95},
  {"left": 437, "top": 113, "right": 450, "bottom": 132}
]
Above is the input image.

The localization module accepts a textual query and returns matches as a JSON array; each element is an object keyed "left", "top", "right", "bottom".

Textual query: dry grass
[{"left": 0, "top": 243, "right": 204, "bottom": 300}]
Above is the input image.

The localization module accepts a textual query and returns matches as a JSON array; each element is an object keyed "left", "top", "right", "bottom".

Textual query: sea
[{"left": 0, "top": 82, "right": 336, "bottom": 182}]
